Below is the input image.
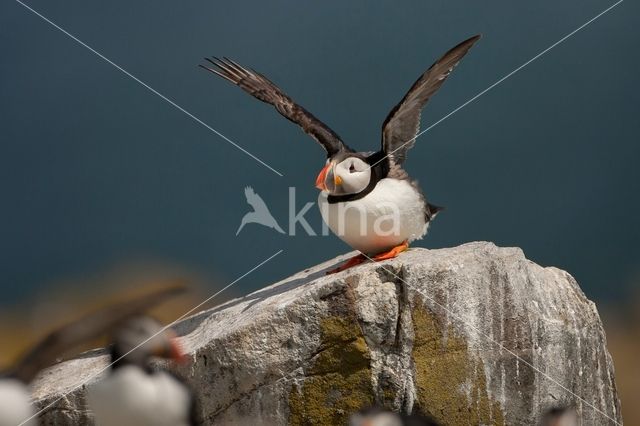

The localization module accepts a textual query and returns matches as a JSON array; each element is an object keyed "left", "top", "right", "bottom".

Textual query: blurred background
[{"left": 1, "top": 0, "right": 638, "bottom": 422}]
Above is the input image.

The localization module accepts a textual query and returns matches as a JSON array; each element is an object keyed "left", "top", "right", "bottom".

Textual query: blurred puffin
[
  {"left": 542, "top": 407, "right": 578, "bottom": 426},
  {"left": 201, "top": 35, "right": 480, "bottom": 272},
  {"left": 87, "top": 316, "right": 197, "bottom": 426},
  {"left": 350, "top": 407, "right": 440, "bottom": 426},
  {"left": 0, "top": 285, "right": 186, "bottom": 426},
  {"left": 0, "top": 378, "right": 34, "bottom": 426}
]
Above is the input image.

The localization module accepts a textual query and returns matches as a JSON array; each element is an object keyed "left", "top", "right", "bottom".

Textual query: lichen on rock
[
  {"left": 31, "top": 243, "right": 622, "bottom": 425},
  {"left": 288, "top": 316, "right": 374, "bottom": 426},
  {"left": 411, "top": 304, "right": 505, "bottom": 425}
]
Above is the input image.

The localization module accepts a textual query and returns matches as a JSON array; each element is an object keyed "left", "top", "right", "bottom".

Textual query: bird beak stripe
[
  {"left": 315, "top": 163, "right": 331, "bottom": 191},
  {"left": 169, "top": 338, "right": 187, "bottom": 364}
]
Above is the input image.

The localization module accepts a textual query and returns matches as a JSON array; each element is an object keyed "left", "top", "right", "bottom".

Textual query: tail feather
[{"left": 427, "top": 202, "right": 444, "bottom": 220}]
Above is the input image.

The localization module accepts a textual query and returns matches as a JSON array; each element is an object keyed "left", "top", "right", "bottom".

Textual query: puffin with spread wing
[
  {"left": 201, "top": 35, "right": 480, "bottom": 272},
  {"left": 0, "top": 285, "right": 186, "bottom": 426}
]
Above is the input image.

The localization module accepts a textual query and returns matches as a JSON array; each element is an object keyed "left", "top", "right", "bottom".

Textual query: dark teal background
[{"left": 1, "top": 0, "right": 638, "bottom": 305}]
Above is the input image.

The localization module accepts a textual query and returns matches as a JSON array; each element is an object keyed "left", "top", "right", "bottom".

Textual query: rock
[{"left": 31, "top": 242, "right": 622, "bottom": 425}]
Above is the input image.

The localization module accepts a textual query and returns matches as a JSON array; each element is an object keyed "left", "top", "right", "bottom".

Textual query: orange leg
[
  {"left": 326, "top": 253, "right": 367, "bottom": 274},
  {"left": 327, "top": 241, "right": 409, "bottom": 274},
  {"left": 371, "top": 241, "right": 409, "bottom": 261}
]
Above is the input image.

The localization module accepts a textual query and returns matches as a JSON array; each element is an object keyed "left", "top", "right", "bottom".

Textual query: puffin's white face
[{"left": 315, "top": 157, "right": 371, "bottom": 195}]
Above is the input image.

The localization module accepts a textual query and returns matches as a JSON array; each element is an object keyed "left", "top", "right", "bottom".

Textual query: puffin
[
  {"left": 201, "top": 35, "right": 480, "bottom": 272},
  {"left": 87, "top": 316, "right": 197, "bottom": 426},
  {"left": 349, "top": 406, "right": 440, "bottom": 426},
  {"left": 0, "top": 378, "right": 34, "bottom": 426},
  {"left": 542, "top": 407, "right": 578, "bottom": 426},
  {"left": 0, "top": 285, "right": 186, "bottom": 426}
]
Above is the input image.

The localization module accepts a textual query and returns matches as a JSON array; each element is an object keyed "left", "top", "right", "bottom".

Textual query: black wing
[
  {"left": 200, "top": 57, "right": 351, "bottom": 157},
  {"left": 381, "top": 35, "right": 481, "bottom": 166},
  {"left": 8, "top": 284, "right": 187, "bottom": 383}
]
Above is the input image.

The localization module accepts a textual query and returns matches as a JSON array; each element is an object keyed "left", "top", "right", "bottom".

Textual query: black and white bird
[
  {"left": 542, "top": 407, "right": 578, "bottom": 426},
  {"left": 201, "top": 35, "right": 480, "bottom": 272},
  {"left": 0, "top": 285, "right": 186, "bottom": 426},
  {"left": 349, "top": 406, "right": 440, "bottom": 426},
  {"left": 87, "top": 316, "right": 197, "bottom": 426},
  {"left": 0, "top": 378, "right": 34, "bottom": 426}
]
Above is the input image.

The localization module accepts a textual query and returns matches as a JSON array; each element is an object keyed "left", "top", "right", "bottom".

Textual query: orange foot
[
  {"left": 326, "top": 241, "right": 409, "bottom": 274},
  {"left": 371, "top": 241, "right": 409, "bottom": 261},
  {"left": 326, "top": 254, "right": 367, "bottom": 274}
]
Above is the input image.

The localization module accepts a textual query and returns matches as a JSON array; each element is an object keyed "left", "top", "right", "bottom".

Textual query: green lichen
[
  {"left": 289, "top": 316, "right": 374, "bottom": 426},
  {"left": 412, "top": 305, "right": 505, "bottom": 425}
]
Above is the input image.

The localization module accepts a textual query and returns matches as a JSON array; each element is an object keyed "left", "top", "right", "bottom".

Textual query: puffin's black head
[
  {"left": 110, "top": 316, "right": 184, "bottom": 370},
  {"left": 316, "top": 151, "right": 389, "bottom": 197},
  {"left": 542, "top": 406, "right": 578, "bottom": 426}
]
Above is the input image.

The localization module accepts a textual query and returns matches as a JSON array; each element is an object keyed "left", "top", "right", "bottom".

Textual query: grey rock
[{"left": 31, "top": 242, "right": 622, "bottom": 425}]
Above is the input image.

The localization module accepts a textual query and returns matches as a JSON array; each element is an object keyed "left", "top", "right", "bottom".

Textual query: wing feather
[
  {"left": 244, "top": 186, "right": 269, "bottom": 212},
  {"left": 200, "top": 57, "right": 350, "bottom": 157},
  {"left": 381, "top": 35, "right": 481, "bottom": 166},
  {"left": 7, "top": 284, "right": 187, "bottom": 383}
]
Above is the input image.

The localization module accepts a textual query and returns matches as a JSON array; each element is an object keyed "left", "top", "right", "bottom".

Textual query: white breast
[
  {"left": 87, "top": 366, "right": 191, "bottom": 426},
  {"left": 318, "top": 178, "right": 428, "bottom": 255},
  {"left": 0, "top": 379, "right": 36, "bottom": 426}
]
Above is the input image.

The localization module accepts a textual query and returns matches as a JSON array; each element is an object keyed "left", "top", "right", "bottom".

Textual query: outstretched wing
[
  {"left": 200, "top": 57, "right": 351, "bottom": 157},
  {"left": 244, "top": 186, "right": 269, "bottom": 213},
  {"left": 8, "top": 284, "right": 186, "bottom": 383},
  {"left": 381, "top": 35, "right": 481, "bottom": 166}
]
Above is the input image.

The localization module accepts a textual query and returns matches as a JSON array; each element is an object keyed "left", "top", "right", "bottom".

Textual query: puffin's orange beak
[
  {"left": 315, "top": 163, "right": 331, "bottom": 191},
  {"left": 168, "top": 337, "right": 187, "bottom": 364}
]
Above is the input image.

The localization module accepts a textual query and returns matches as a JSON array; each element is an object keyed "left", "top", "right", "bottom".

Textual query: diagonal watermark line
[
  {"left": 357, "top": 252, "right": 621, "bottom": 425},
  {"left": 14, "top": 0, "right": 284, "bottom": 177},
  {"left": 19, "top": 249, "right": 284, "bottom": 426},
  {"left": 373, "top": 0, "right": 624, "bottom": 169}
]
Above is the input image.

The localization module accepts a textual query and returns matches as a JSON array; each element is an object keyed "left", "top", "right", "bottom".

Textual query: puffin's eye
[{"left": 349, "top": 163, "right": 356, "bottom": 173}]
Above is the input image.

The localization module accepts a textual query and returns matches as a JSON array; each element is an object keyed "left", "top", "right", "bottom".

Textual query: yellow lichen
[
  {"left": 412, "top": 305, "right": 505, "bottom": 425},
  {"left": 288, "top": 316, "right": 374, "bottom": 426}
]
